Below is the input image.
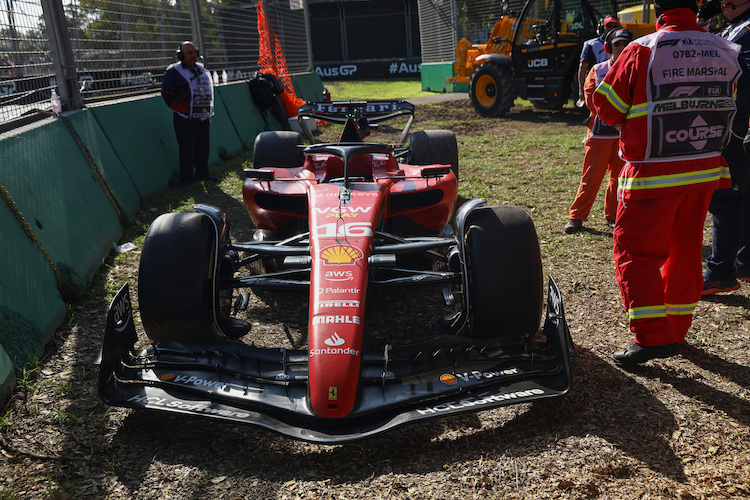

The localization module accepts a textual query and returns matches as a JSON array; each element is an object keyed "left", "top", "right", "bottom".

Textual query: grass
[{"left": 322, "top": 78, "right": 435, "bottom": 101}]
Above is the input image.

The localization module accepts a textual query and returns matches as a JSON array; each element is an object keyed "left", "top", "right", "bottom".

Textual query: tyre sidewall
[
  {"left": 138, "top": 212, "right": 219, "bottom": 343},
  {"left": 463, "top": 205, "right": 543, "bottom": 339}
]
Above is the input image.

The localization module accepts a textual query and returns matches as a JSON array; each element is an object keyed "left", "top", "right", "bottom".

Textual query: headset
[
  {"left": 605, "top": 28, "right": 633, "bottom": 55},
  {"left": 176, "top": 41, "right": 200, "bottom": 62}
]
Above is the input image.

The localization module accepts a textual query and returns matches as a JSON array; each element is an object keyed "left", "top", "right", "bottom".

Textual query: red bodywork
[{"left": 242, "top": 143, "right": 457, "bottom": 418}]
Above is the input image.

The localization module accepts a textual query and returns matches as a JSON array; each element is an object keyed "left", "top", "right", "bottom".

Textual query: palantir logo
[{"left": 324, "top": 333, "right": 345, "bottom": 347}]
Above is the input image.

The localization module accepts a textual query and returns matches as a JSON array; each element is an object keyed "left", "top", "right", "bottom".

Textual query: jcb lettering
[{"left": 528, "top": 58, "right": 548, "bottom": 68}]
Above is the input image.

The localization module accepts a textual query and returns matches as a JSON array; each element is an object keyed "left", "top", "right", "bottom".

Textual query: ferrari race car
[{"left": 98, "top": 100, "right": 572, "bottom": 443}]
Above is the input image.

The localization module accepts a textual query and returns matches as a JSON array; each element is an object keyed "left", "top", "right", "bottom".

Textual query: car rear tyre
[
  {"left": 463, "top": 205, "right": 543, "bottom": 340},
  {"left": 253, "top": 131, "right": 304, "bottom": 168},
  {"left": 409, "top": 130, "right": 459, "bottom": 180},
  {"left": 470, "top": 63, "right": 517, "bottom": 117},
  {"left": 139, "top": 212, "right": 219, "bottom": 343}
]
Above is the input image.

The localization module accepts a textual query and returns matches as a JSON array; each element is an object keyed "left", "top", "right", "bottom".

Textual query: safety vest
[
  {"left": 171, "top": 63, "right": 214, "bottom": 121},
  {"left": 590, "top": 60, "right": 620, "bottom": 139},
  {"left": 632, "top": 30, "right": 739, "bottom": 162}
]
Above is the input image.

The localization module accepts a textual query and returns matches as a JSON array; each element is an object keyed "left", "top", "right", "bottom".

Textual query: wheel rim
[{"left": 475, "top": 74, "right": 498, "bottom": 108}]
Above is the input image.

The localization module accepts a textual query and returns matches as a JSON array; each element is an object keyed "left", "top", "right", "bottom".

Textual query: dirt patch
[{"left": 1, "top": 99, "right": 749, "bottom": 499}]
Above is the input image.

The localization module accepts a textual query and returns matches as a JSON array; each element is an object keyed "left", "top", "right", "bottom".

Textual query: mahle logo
[{"left": 665, "top": 115, "right": 723, "bottom": 150}]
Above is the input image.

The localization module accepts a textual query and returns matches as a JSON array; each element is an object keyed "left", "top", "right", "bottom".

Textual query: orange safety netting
[{"left": 257, "top": 0, "right": 306, "bottom": 118}]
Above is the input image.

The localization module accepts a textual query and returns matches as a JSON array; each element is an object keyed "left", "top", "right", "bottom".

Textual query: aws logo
[
  {"left": 324, "top": 270, "right": 354, "bottom": 281},
  {"left": 665, "top": 115, "right": 723, "bottom": 150},
  {"left": 320, "top": 245, "right": 363, "bottom": 265}
]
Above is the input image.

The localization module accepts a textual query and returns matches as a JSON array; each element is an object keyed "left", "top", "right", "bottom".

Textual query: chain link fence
[
  {"left": 418, "top": 0, "right": 649, "bottom": 64},
  {"left": 0, "top": 0, "right": 311, "bottom": 129}
]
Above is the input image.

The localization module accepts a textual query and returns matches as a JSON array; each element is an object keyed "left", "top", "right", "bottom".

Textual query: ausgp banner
[{"left": 316, "top": 59, "right": 421, "bottom": 80}]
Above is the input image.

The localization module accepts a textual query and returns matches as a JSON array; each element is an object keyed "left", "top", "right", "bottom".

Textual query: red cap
[{"left": 603, "top": 15, "right": 619, "bottom": 26}]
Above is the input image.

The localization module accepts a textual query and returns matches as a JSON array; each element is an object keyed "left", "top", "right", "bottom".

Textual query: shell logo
[
  {"left": 440, "top": 374, "right": 457, "bottom": 385},
  {"left": 158, "top": 373, "right": 175, "bottom": 381},
  {"left": 320, "top": 245, "right": 362, "bottom": 265}
]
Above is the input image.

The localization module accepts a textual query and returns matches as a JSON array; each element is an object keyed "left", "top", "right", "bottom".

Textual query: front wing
[{"left": 98, "top": 280, "right": 572, "bottom": 443}]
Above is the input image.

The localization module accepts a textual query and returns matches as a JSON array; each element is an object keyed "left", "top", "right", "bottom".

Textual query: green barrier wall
[
  {"left": 66, "top": 109, "right": 141, "bottom": 218},
  {"left": 214, "top": 82, "right": 268, "bottom": 149},
  {"left": 420, "top": 62, "right": 468, "bottom": 93},
  {"left": 89, "top": 97, "right": 177, "bottom": 199},
  {"left": 210, "top": 90, "right": 244, "bottom": 163},
  {"left": 0, "top": 118, "right": 122, "bottom": 298},
  {"left": 0, "top": 191, "right": 67, "bottom": 369},
  {"left": 292, "top": 73, "right": 325, "bottom": 102},
  {"left": 0, "top": 72, "right": 321, "bottom": 404},
  {"left": 0, "top": 346, "right": 15, "bottom": 405}
]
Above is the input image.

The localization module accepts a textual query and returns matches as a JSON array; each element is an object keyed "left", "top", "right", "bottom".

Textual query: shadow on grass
[{"left": 99, "top": 348, "right": 692, "bottom": 493}]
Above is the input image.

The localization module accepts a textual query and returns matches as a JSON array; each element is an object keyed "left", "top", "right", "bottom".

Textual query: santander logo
[{"left": 324, "top": 333, "right": 345, "bottom": 347}]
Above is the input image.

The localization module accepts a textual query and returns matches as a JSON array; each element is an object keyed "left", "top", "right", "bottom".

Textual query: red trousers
[
  {"left": 569, "top": 138, "right": 623, "bottom": 221},
  {"left": 613, "top": 189, "right": 713, "bottom": 346}
]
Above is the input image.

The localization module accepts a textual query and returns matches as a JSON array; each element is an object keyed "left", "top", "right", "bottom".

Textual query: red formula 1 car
[{"left": 98, "top": 100, "right": 572, "bottom": 443}]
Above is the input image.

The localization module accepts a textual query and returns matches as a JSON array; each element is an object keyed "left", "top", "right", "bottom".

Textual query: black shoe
[
  {"left": 613, "top": 342, "right": 683, "bottom": 366},
  {"left": 736, "top": 267, "right": 750, "bottom": 283},
  {"left": 564, "top": 219, "right": 583, "bottom": 234},
  {"left": 702, "top": 277, "right": 740, "bottom": 295},
  {"left": 606, "top": 219, "right": 616, "bottom": 229}
]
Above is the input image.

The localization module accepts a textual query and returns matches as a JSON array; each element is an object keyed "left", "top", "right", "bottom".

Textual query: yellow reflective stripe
[
  {"left": 628, "top": 305, "right": 667, "bottom": 320},
  {"left": 596, "top": 81, "right": 629, "bottom": 114},
  {"left": 720, "top": 165, "right": 731, "bottom": 180},
  {"left": 626, "top": 102, "right": 649, "bottom": 119},
  {"left": 666, "top": 302, "right": 697, "bottom": 316},
  {"left": 620, "top": 167, "right": 726, "bottom": 191}
]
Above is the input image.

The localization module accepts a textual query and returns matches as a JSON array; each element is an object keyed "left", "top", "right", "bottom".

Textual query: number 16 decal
[{"left": 316, "top": 222, "right": 373, "bottom": 237}]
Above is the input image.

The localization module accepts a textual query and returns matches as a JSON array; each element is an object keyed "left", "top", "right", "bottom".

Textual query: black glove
[
  {"left": 698, "top": 0, "right": 721, "bottom": 22},
  {"left": 743, "top": 126, "right": 750, "bottom": 160}
]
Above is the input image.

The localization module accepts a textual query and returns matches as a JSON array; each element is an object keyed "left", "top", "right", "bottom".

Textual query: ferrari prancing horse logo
[{"left": 329, "top": 387, "right": 338, "bottom": 400}]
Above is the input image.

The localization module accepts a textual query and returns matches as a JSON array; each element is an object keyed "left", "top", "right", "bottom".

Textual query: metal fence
[
  {"left": 0, "top": 0, "right": 311, "bottom": 128},
  {"left": 418, "top": 0, "right": 650, "bottom": 64}
]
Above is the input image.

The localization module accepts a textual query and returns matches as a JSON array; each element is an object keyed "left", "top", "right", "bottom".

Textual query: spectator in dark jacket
[{"left": 161, "top": 41, "right": 216, "bottom": 185}]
